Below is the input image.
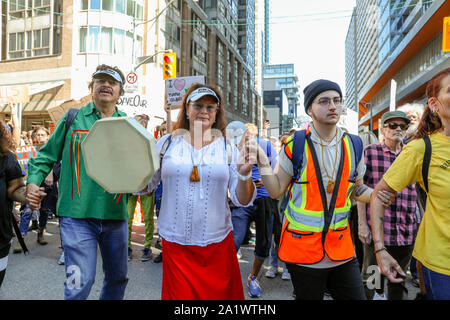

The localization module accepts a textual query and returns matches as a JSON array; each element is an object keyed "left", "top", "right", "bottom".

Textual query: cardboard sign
[
  {"left": 166, "top": 76, "right": 205, "bottom": 107},
  {"left": 16, "top": 144, "right": 43, "bottom": 176},
  {"left": 0, "top": 85, "right": 30, "bottom": 104},
  {"left": 47, "top": 94, "right": 92, "bottom": 124}
]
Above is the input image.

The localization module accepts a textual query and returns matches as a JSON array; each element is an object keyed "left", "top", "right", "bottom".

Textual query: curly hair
[{"left": 0, "top": 122, "right": 17, "bottom": 156}]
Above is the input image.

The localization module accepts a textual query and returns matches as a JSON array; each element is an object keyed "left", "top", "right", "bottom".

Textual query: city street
[{"left": 1, "top": 217, "right": 419, "bottom": 301}]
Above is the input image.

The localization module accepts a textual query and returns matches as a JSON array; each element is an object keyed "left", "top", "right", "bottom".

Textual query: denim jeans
[
  {"left": 268, "top": 236, "right": 288, "bottom": 273},
  {"left": 60, "top": 217, "right": 128, "bottom": 300},
  {"left": 421, "top": 264, "right": 450, "bottom": 300},
  {"left": 18, "top": 206, "right": 50, "bottom": 235}
]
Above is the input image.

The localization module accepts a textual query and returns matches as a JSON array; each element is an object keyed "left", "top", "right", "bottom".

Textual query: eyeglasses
[
  {"left": 315, "top": 97, "right": 343, "bottom": 107},
  {"left": 190, "top": 103, "right": 219, "bottom": 113},
  {"left": 384, "top": 122, "right": 409, "bottom": 130}
]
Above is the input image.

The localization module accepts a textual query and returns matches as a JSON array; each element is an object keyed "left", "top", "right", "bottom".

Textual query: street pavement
[{"left": 0, "top": 218, "right": 419, "bottom": 300}]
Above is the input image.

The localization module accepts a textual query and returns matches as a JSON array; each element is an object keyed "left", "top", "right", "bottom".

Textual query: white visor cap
[{"left": 186, "top": 87, "right": 220, "bottom": 106}]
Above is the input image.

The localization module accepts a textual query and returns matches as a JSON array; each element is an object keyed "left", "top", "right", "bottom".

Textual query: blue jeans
[
  {"left": 268, "top": 236, "right": 288, "bottom": 273},
  {"left": 421, "top": 264, "right": 450, "bottom": 300},
  {"left": 18, "top": 205, "right": 50, "bottom": 235},
  {"left": 60, "top": 217, "right": 128, "bottom": 300}
]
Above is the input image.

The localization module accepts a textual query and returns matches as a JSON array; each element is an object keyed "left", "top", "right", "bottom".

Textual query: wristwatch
[{"left": 236, "top": 171, "right": 252, "bottom": 181}]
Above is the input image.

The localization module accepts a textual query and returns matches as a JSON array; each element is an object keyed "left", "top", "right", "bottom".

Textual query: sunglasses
[{"left": 384, "top": 122, "right": 409, "bottom": 130}]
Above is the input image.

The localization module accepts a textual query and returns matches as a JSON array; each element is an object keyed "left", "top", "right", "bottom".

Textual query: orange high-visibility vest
[{"left": 278, "top": 130, "right": 359, "bottom": 264}]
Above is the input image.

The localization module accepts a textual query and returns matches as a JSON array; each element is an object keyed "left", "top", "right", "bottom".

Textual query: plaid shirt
[{"left": 363, "top": 143, "right": 418, "bottom": 246}]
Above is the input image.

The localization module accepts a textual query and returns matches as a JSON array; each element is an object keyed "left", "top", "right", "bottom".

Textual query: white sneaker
[
  {"left": 373, "top": 292, "right": 387, "bottom": 300},
  {"left": 265, "top": 266, "right": 277, "bottom": 278},
  {"left": 237, "top": 248, "right": 242, "bottom": 260},
  {"left": 281, "top": 271, "right": 291, "bottom": 280}
]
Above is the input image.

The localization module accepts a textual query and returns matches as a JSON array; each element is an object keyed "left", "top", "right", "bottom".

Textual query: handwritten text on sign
[
  {"left": 166, "top": 76, "right": 205, "bottom": 107},
  {"left": 0, "top": 85, "right": 30, "bottom": 104},
  {"left": 16, "top": 144, "right": 43, "bottom": 176}
]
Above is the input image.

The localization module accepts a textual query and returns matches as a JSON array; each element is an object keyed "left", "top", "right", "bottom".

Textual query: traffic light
[
  {"left": 444, "top": 17, "right": 450, "bottom": 52},
  {"left": 163, "top": 52, "right": 176, "bottom": 80}
]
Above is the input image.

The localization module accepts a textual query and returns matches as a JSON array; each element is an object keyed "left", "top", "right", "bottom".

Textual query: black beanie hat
[{"left": 303, "top": 79, "right": 342, "bottom": 114}]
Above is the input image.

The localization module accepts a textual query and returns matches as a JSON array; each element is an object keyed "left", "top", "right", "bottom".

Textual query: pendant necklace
[
  {"left": 319, "top": 133, "right": 339, "bottom": 194},
  {"left": 189, "top": 139, "right": 213, "bottom": 183}
]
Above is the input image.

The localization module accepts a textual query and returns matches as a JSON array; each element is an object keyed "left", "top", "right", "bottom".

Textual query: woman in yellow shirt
[{"left": 370, "top": 67, "right": 450, "bottom": 300}]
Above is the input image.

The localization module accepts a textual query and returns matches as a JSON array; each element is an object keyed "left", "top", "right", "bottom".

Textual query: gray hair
[{"left": 397, "top": 103, "right": 425, "bottom": 118}]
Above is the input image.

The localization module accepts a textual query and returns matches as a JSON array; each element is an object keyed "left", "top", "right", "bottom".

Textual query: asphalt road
[{"left": 0, "top": 218, "right": 419, "bottom": 300}]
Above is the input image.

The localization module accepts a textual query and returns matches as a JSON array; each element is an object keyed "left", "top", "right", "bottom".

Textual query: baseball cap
[
  {"left": 93, "top": 68, "right": 123, "bottom": 84},
  {"left": 186, "top": 87, "right": 220, "bottom": 106},
  {"left": 380, "top": 110, "right": 411, "bottom": 127}
]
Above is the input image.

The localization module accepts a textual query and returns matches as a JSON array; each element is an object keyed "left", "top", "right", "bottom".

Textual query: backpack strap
[
  {"left": 345, "top": 132, "right": 364, "bottom": 180},
  {"left": 279, "top": 130, "right": 307, "bottom": 215},
  {"left": 59, "top": 108, "right": 79, "bottom": 160},
  {"left": 291, "top": 130, "right": 307, "bottom": 182},
  {"left": 159, "top": 134, "right": 173, "bottom": 167},
  {"left": 65, "top": 108, "right": 79, "bottom": 136},
  {"left": 422, "top": 136, "right": 432, "bottom": 193}
]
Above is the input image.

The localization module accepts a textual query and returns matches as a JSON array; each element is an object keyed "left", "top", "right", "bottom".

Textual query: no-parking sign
[{"left": 126, "top": 72, "right": 138, "bottom": 84}]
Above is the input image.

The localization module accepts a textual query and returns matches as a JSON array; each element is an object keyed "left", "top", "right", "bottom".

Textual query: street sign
[
  {"left": 166, "top": 76, "right": 205, "bottom": 107},
  {"left": 126, "top": 72, "right": 138, "bottom": 85}
]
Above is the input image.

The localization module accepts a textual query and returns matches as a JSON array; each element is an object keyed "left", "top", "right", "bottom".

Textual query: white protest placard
[
  {"left": 166, "top": 76, "right": 205, "bottom": 107},
  {"left": 117, "top": 93, "right": 150, "bottom": 117}
]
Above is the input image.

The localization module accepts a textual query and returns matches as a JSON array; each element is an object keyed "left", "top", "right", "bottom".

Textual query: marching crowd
[{"left": 0, "top": 64, "right": 448, "bottom": 300}]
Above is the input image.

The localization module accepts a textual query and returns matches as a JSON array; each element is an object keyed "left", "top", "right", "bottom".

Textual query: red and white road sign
[{"left": 126, "top": 72, "right": 138, "bottom": 84}]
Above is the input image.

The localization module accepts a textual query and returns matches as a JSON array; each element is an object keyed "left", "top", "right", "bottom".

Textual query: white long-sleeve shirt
[{"left": 147, "top": 134, "right": 256, "bottom": 246}]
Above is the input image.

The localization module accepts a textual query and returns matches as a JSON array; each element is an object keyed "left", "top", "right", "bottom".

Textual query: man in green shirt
[{"left": 26, "top": 64, "right": 129, "bottom": 300}]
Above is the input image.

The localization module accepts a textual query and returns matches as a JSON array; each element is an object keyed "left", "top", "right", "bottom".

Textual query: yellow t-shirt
[{"left": 383, "top": 132, "right": 450, "bottom": 276}]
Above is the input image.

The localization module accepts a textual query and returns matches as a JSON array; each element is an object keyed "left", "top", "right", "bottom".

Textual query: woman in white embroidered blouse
[{"left": 147, "top": 84, "right": 256, "bottom": 300}]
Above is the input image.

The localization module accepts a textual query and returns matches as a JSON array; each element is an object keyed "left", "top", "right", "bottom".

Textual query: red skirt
[{"left": 161, "top": 232, "right": 244, "bottom": 300}]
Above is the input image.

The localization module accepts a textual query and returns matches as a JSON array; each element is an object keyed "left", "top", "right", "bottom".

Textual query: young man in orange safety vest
[{"left": 252, "top": 79, "right": 395, "bottom": 300}]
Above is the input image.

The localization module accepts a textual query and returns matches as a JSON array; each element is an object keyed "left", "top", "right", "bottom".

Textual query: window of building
[
  {"left": 126, "top": 0, "right": 135, "bottom": 16},
  {"left": 113, "top": 28, "right": 125, "bottom": 55},
  {"left": 33, "top": 28, "right": 50, "bottom": 55},
  {"left": 90, "top": 0, "right": 101, "bottom": 10},
  {"left": 79, "top": 27, "right": 88, "bottom": 52},
  {"left": 8, "top": 32, "right": 25, "bottom": 58},
  {"left": 33, "top": 0, "right": 51, "bottom": 16},
  {"left": 9, "top": 0, "right": 26, "bottom": 18},
  {"left": 101, "top": 27, "right": 113, "bottom": 53},
  {"left": 81, "top": 0, "right": 89, "bottom": 10},
  {"left": 102, "top": 0, "right": 113, "bottom": 11},
  {"left": 204, "top": 0, "right": 216, "bottom": 9},
  {"left": 115, "top": 0, "right": 125, "bottom": 13},
  {"left": 89, "top": 26, "right": 100, "bottom": 52}
]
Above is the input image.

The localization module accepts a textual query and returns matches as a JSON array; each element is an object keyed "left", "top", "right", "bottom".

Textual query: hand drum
[{"left": 82, "top": 117, "right": 160, "bottom": 194}]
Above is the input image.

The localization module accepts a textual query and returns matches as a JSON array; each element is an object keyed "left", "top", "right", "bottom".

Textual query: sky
[{"left": 269, "top": 0, "right": 356, "bottom": 114}]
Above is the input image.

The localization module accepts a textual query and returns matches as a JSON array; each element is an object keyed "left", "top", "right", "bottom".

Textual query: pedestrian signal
[
  {"left": 163, "top": 52, "right": 176, "bottom": 80},
  {"left": 444, "top": 17, "right": 450, "bottom": 52}
]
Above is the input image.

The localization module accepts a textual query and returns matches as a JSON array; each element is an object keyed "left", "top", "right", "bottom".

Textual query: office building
[{"left": 345, "top": 0, "right": 450, "bottom": 132}]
